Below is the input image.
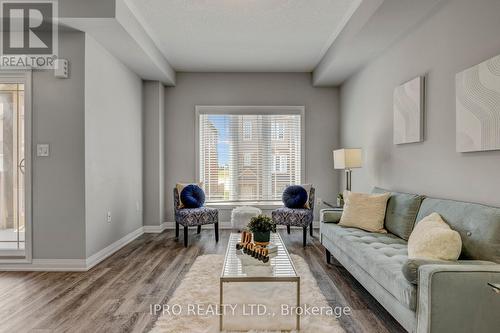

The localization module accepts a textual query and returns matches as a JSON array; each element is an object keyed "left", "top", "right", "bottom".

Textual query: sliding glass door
[{"left": 0, "top": 73, "right": 30, "bottom": 259}]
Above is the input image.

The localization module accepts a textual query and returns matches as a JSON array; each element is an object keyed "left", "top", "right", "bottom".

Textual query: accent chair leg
[
  {"left": 197, "top": 225, "right": 201, "bottom": 234},
  {"left": 214, "top": 222, "right": 219, "bottom": 242},
  {"left": 309, "top": 221, "right": 313, "bottom": 236},
  {"left": 303, "top": 226, "right": 307, "bottom": 247},
  {"left": 184, "top": 226, "right": 188, "bottom": 247},
  {"left": 326, "top": 248, "right": 331, "bottom": 264},
  {"left": 287, "top": 225, "right": 291, "bottom": 234},
  {"left": 175, "top": 222, "right": 179, "bottom": 239}
]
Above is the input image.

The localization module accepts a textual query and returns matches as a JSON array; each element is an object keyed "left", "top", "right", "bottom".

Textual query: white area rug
[{"left": 151, "top": 254, "right": 345, "bottom": 333}]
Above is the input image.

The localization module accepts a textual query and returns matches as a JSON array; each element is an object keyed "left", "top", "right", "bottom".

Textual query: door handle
[{"left": 18, "top": 158, "right": 25, "bottom": 174}]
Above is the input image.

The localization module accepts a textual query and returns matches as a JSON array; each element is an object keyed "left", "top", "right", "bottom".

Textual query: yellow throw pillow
[
  {"left": 176, "top": 182, "right": 203, "bottom": 208},
  {"left": 408, "top": 213, "right": 462, "bottom": 260},
  {"left": 338, "top": 191, "right": 390, "bottom": 233}
]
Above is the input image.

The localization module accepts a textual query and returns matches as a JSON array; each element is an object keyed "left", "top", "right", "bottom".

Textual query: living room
[{"left": 0, "top": 0, "right": 498, "bottom": 332}]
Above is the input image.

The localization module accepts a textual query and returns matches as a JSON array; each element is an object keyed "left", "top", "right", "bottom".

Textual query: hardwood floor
[{"left": 0, "top": 229, "right": 405, "bottom": 333}]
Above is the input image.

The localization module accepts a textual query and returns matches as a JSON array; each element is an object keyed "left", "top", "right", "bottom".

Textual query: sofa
[{"left": 320, "top": 188, "right": 500, "bottom": 333}]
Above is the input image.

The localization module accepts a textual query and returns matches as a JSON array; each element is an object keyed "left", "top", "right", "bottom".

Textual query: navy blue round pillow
[
  {"left": 282, "top": 185, "right": 308, "bottom": 208},
  {"left": 180, "top": 184, "right": 205, "bottom": 208}
]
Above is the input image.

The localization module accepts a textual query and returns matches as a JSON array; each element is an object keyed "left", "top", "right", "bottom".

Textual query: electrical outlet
[
  {"left": 37, "top": 144, "right": 50, "bottom": 157},
  {"left": 136, "top": 201, "right": 141, "bottom": 212},
  {"left": 317, "top": 197, "right": 323, "bottom": 205},
  {"left": 106, "top": 211, "right": 112, "bottom": 223}
]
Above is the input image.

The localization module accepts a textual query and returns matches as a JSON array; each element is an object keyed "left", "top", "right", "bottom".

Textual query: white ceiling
[{"left": 126, "top": 0, "right": 361, "bottom": 72}]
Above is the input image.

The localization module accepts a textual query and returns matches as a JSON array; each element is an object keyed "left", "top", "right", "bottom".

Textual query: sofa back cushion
[
  {"left": 373, "top": 187, "right": 425, "bottom": 240},
  {"left": 416, "top": 198, "right": 500, "bottom": 263}
]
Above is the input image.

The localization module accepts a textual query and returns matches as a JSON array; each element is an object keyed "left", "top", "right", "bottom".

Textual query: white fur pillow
[
  {"left": 408, "top": 213, "right": 462, "bottom": 260},
  {"left": 338, "top": 191, "right": 390, "bottom": 233}
]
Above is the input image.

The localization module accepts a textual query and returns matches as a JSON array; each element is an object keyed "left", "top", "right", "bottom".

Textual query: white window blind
[{"left": 199, "top": 110, "right": 302, "bottom": 202}]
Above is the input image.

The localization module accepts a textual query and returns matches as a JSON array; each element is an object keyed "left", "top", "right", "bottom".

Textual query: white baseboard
[
  {"left": 85, "top": 226, "right": 144, "bottom": 270},
  {"left": 0, "top": 226, "right": 145, "bottom": 272},
  {"left": 0, "top": 220, "right": 321, "bottom": 272},
  {"left": 143, "top": 222, "right": 169, "bottom": 233},
  {"left": 0, "top": 259, "right": 88, "bottom": 271}
]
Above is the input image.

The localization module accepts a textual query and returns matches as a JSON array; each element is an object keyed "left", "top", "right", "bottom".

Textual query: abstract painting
[
  {"left": 456, "top": 53, "right": 500, "bottom": 152},
  {"left": 393, "top": 76, "right": 424, "bottom": 144}
]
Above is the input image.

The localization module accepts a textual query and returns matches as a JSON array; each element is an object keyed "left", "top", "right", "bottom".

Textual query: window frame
[
  {"left": 0, "top": 70, "right": 32, "bottom": 264},
  {"left": 195, "top": 105, "right": 305, "bottom": 204}
]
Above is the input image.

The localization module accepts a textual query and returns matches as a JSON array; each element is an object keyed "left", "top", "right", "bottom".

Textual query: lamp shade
[{"left": 333, "top": 148, "right": 362, "bottom": 169}]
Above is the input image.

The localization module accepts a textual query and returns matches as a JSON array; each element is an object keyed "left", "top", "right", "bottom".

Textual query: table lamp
[{"left": 333, "top": 148, "right": 362, "bottom": 191}]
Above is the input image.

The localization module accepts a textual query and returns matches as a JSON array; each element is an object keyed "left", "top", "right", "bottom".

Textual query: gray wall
[
  {"left": 340, "top": 0, "right": 500, "bottom": 207},
  {"left": 32, "top": 32, "right": 86, "bottom": 259},
  {"left": 84, "top": 35, "right": 143, "bottom": 257},
  {"left": 164, "top": 73, "right": 340, "bottom": 222},
  {"left": 143, "top": 81, "right": 165, "bottom": 227}
]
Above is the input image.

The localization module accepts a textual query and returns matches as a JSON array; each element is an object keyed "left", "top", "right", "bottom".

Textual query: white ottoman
[{"left": 231, "top": 206, "right": 262, "bottom": 231}]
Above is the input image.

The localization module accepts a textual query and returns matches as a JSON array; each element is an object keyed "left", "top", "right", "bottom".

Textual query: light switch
[
  {"left": 54, "top": 59, "right": 69, "bottom": 79},
  {"left": 37, "top": 144, "right": 50, "bottom": 157}
]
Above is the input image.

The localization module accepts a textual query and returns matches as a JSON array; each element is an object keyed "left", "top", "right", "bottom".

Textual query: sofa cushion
[
  {"left": 416, "top": 198, "right": 500, "bottom": 263},
  {"left": 373, "top": 187, "right": 425, "bottom": 240},
  {"left": 321, "top": 223, "right": 417, "bottom": 310},
  {"left": 321, "top": 210, "right": 342, "bottom": 223},
  {"left": 402, "top": 258, "right": 495, "bottom": 285},
  {"left": 272, "top": 207, "right": 313, "bottom": 227}
]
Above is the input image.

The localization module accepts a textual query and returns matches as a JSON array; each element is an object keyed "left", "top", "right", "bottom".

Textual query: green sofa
[{"left": 320, "top": 188, "right": 500, "bottom": 333}]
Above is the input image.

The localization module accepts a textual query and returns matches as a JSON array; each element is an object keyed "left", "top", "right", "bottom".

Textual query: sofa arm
[
  {"left": 417, "top": 264, "right": 500, "bottom": 333},
  {"left": 320, "top": 209, "right": 343, "bottom": 223}
]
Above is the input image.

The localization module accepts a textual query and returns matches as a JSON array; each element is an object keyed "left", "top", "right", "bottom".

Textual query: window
[
  {"left": 273, "top": 155, "right": 288, "bottom": 173},
  {"left": 272, "top": 121, "right": 285, "bottom": 140},
  {"left": 243, "top": 153, "right": 252, "bottom": 167},
  {"left": 198, "top": 106, "right": 303, "bottom": 202},
  {"left": 243, "top": 120, "right": 252, "bottom": 140}
]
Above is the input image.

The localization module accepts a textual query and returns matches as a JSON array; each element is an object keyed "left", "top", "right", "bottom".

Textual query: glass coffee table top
[{"left": 221, "top": 233, "right": 298, "bottom": 279}]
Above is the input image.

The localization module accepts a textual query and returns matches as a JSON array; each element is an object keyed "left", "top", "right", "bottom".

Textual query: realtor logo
[{"left": 0, "top": 0, "right": 58, "bottom": 68}]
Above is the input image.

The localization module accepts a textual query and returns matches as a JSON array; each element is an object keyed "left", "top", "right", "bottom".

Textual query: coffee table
[{"left": 220, "top": 232, "right": 300, "bottom": 331}]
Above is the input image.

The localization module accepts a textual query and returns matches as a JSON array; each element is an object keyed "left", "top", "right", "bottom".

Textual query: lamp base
[{"left": 345, "top": 169, "right": 352, "bottom": 192}]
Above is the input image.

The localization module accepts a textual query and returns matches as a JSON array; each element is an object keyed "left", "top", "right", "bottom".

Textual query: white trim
[
  {"left": 0, "top": 70, "right": 33, "bottom": 262},
  {"left": 206, "top": 201, "right": 282, "bottom": 210},
  {"left": 0, "top": 220, "right": 322, "bottom": 271},
  {"left": 0, "top": 259, "right": 87, "bottom": 271},
  {"left": 85, "top": 226, "right": 144, "bottom": 270},
  {"left": 0, "top": 226, "right": 144, "bottom": 271},
  {"left": 143, "top": 222, "right": 169, "bottom": 233},
  {"left": 194, "top": 105, "right": 306, "bottom": 197},
  {"left": 196, "top": 105, "right": 305, "bottom": 116}
]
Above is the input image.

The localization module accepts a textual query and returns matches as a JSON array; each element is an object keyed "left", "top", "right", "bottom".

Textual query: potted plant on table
[{"left": 247, "top": 214, "right": 276, "bottom": 245}]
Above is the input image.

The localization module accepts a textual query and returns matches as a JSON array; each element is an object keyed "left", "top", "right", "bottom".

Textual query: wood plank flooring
[{"left": 0, "top": 229, "right": 405, "bottom": 333}]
